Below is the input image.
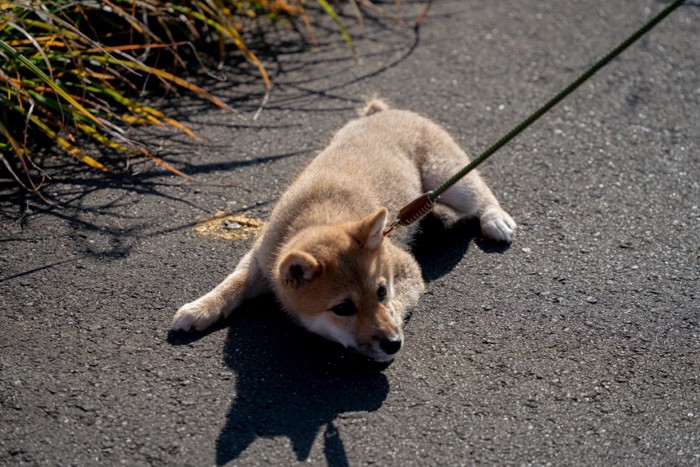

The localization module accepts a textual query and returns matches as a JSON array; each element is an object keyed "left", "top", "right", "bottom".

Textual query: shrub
[{"left": 0, "top": 0, "right": 355, "bottom": 195}]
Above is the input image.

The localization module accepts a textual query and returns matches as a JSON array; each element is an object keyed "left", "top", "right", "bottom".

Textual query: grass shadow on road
[
  {"left": 178, "top": 296, "right": 390, "bottom": 465},
  {"left": 0, "top": 149, "right": 292, "bottom": 267},
  {"left": 151, "top": 3, "right": 425, "bottom": 121}
]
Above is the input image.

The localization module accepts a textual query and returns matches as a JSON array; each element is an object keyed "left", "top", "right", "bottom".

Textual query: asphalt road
[{"left": 1, "top": 1, "right": 698, "bottom": 465}]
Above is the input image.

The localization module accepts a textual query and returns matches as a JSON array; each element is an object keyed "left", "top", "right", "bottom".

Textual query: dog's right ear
[{"left": 279, "top": 250, "right": 321, "bottom": 288}]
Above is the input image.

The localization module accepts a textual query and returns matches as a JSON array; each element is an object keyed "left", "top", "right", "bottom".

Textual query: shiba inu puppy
[{"left": 172, "top": 98, "right": 516, "bottom": 362}]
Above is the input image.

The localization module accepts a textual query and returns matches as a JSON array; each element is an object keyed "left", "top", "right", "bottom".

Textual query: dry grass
[
  {"left": 0, "top": 1, "right": 424, "bottom": 199},
  {"left": 193, "top": 211, "right": 264, "bottom": 240}
]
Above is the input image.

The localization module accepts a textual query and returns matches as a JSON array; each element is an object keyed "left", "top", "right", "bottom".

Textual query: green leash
[{"left": 384, "top": 0, "right": 687, "bottom": 236}]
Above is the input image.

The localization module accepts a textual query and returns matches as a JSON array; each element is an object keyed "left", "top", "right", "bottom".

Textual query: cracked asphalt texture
[{"left": 1, "top": 1, "right": 698, "bottom": 465}]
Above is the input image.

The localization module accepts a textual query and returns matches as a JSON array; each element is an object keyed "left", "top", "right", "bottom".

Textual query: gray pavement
[{"left": 1, "top": 0, "right": 698, "bottom": 465}]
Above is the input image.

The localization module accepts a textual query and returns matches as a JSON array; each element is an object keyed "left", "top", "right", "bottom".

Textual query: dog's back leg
[
  {"left": 172, "top": 249, "right": 269, "bottom": 331},
  {"left": 419, "top": 134, "right": 516, "bottom": 243}
]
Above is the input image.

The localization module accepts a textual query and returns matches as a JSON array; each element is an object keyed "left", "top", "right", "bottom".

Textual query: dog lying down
[{"left": 173, "top": 98, "right": 516, "bottom": 362}]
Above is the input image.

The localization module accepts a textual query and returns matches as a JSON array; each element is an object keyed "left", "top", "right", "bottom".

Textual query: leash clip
[
  {"left": 382, "top": 192, "right": 437, "bottom": 237},
  {"left": 383, "top": 218, "right": 401, "bottom": 237}
]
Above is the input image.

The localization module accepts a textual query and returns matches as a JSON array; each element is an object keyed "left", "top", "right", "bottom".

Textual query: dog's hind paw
[
  {"left": 172, "top": 299, "right": 222, "bottom": 332},
  {"left": 480, "top": 207, "right": 516, "bottom": 243}
]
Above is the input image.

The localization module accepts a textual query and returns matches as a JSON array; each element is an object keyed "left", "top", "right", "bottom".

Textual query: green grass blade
[
  {"left": 315, "top": 0, "right": 355, "bottom": 55},
  {"left": 0, "top": 38, "right": 105, "bottom": 129}
]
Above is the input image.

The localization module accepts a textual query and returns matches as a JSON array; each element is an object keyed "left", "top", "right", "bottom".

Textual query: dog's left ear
[{"left": 356, "top": 208, "right": 388, "bottom": 250}]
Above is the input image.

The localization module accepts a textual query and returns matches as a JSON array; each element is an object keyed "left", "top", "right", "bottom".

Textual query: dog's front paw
[
  {"left": 480, "top": 207, "right": 517, "bottom": 243},
  {"left": 172, "top": 298, "right": 222, "bottom": 332}
]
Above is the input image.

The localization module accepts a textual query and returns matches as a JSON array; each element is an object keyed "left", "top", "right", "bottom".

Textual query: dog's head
[{"left": 273, "top": 208, "right": 404, "bottom": 362}]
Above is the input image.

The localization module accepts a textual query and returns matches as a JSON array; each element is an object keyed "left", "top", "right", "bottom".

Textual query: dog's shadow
[
  {"left": 199, "top": 298, "right": 389, "bottom": 466},
  {"left": 168, "top": 212, "right": 508, "bottom": 465},
  {"left": 412, "top": 210, "right": 510, "bottom": 283}
]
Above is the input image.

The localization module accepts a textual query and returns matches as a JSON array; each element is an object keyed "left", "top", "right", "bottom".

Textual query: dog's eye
[
  {"left": 330, "top": 300, "right": 357, "bottom": 317},
  {"left": 377, "top": 284, "right": 387, "bottom": 302}
]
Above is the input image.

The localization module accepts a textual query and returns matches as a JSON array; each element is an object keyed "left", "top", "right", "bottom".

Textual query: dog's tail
[{"left": 359, "top": 96, "right": 389, "bottom": 117}]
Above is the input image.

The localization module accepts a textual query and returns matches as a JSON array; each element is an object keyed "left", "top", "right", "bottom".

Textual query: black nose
[{"left": 378, "top": 337, "right": 402, "bottom": 355}]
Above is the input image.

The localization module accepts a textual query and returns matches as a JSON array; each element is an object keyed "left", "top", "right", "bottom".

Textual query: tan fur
[{"left": 173, "top": 98, "right": 516, "bottom": 361}]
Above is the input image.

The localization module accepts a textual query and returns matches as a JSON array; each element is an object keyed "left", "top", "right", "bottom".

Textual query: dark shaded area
[
  {"left": 412, "top": 211, "right": 510, "bottom": 283},
  {"left": 184, "top": 297, "right": 390, "bottom": 466}
]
